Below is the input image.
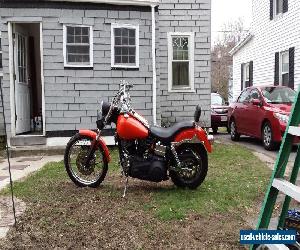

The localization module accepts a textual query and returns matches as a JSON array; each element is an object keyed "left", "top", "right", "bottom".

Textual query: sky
[{"left": 211, "top": 0, "right": 253, "bottom": 46}]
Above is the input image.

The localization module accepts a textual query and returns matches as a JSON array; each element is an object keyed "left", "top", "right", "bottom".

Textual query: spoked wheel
[
  {"left": 170, "top": 144, "right": 208, "bottom": 189},
  {"left": 64, "top": 134, "right": 108, "bottom": 188}
]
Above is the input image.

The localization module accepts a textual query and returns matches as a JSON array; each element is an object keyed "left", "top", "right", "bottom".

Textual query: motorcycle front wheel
[
  {"left": 64, "top": 134, "right": 108, "bottom": 188},
  {"left": 170, "top": 144, "right": 208, "bottom": 189}
]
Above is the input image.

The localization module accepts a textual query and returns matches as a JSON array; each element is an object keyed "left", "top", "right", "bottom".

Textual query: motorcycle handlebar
[
  {"left": 102, "top": 80, "right": 133, "bottom": 127},
  {"left": 110, "top": 80, "right": 133, "bottom": 106}
]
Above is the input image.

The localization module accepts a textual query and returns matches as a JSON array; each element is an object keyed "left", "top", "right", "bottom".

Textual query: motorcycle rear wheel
[
  {"left": 64, "top": 134, "right": 108, "bottom": 188},
  {"left": 170, "top": 144, "right": 208, "bottom": 189}
]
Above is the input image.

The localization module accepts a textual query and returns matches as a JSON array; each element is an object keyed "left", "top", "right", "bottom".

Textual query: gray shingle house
[{"left": 0, "top": 0, "right": 211, "bottom": 146}]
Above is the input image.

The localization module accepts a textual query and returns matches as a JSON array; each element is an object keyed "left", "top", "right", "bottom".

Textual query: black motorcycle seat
[{"left": 150, "top": 121, "right": 195, "bottom": 142}]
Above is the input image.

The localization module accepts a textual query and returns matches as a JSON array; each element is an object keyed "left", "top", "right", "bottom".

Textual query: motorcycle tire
[
  {"left": 64, "top": 134, "right": 108, "bottom": 188},
  {"left": 170, "top": 144, "right": 208, "bottom": 189}
]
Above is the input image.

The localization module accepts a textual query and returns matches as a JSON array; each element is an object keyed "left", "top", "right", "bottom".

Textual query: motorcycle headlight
[{"left": 274, "top": 112, "right": 289, "bottom": 124}]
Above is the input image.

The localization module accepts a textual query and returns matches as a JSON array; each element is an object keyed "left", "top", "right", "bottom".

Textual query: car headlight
[
  {"left": 211, "top": 108, "right": 216, "bottom": 114},
  {"left": 274, "top": 112, "right": 289, "bottom": 124}
]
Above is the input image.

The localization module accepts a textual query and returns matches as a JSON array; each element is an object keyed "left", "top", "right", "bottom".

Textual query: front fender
[
  {"left": 174, "top": 127, "right": 213, "bottom": 153},
  {"left": 79, "top": 130, "right": 111, "bottom": 162}
]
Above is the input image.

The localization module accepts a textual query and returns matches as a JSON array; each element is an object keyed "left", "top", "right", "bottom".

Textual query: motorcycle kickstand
[{"left": 122, "top": 176, "right": 129, "bottom": 198}]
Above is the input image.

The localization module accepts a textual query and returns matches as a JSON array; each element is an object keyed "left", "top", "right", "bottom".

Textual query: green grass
[
  {"left": 0, "top": 149, "right": 120, "bottom": 201},
  {"left": 0, "top": 143, "right": 271, "bottom": 221},
  {"left": 149, "top": 143, "right": 271, "bottom": 220}
]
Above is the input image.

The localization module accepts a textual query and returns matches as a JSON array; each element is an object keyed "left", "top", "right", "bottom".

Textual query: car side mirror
[{"left": 251, "top": 99, "right": 262, "bottom": 106}]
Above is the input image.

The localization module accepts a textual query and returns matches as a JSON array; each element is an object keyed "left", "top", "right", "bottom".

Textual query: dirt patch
[
  {"left": 0, "top": 196, "right": 26, "bottom": 238},
  {"left": 0, "top": 175, "right": 247, "bottom": 249}
]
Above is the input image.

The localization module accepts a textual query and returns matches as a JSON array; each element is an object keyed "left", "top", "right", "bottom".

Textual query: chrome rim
[
  {"left": 178, "top": 149, "right": 202, "bottom": 181},
  {"left": 68, "top": 138, "right": 105, "bottom": 185},
  {"left": 263, "top": 125, "right": 272, "bottom": 147}
]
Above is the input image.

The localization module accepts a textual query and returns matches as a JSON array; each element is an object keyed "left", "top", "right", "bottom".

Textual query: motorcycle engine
[
  {"left": 129, "top": 155, "right": 168, "bottom": 182},
  {"left": 120, "top": 139, "right": 168, "bottom": 182}
]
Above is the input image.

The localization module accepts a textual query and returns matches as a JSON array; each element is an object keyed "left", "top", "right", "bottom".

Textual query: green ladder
[{"left": 252, "top": 88, "right": 300, "bottom": 250}]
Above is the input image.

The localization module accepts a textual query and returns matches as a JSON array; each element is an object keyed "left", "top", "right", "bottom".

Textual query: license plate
[{"left": 221, "top": 116, "right": 227, "bottom": 122}]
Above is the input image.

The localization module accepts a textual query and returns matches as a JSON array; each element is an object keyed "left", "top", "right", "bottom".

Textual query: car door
[
  {"left": 238, "top": 89, "right": 252, "bottom": 134},
  {"left": 246, "top": 88, "right": 265, "bottom": 137},
  {"left": 232, "top": 89, "right": 251, "bottom": 133}
]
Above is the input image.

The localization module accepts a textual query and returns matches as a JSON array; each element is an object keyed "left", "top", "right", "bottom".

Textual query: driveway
[{"left": 214, "top": 132, "right": 297, "bottom": 174}]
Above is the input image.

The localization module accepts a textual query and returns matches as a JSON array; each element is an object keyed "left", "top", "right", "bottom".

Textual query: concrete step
[
  {"left": 10, "top": 136, "right": 47, "bottom": 147},
  {"left": 8, "top": 145, "right": 65, "bottom": 158},
  {"left": 5, "top": 136, "right": 116, "bottom": 158}
]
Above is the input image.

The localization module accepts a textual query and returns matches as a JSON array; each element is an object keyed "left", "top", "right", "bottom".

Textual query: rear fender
[
  {"left": 174, "top": 127, "right": 213, "bottom": 153},
  {"left": 79, "top": 130, "right": 111, "bottom": 162}
]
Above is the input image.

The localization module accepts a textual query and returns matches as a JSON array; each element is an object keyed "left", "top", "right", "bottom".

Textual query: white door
[{"left": 14, "top": 32, "right": 31, "bottom": 134}]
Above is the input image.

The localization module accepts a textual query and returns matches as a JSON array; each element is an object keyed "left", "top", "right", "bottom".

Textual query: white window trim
[
  {"left": 243, "top": 62, "right": 250, "bottom": 89},
  {"left": 111, "top": 23, "right": 139, "bottom": 69},
  {"left": 280, "top": 50, "right": 289, "bottom": 85},
  {"left": 63, "top": 24, "right": 93, "bottom": 68},
  {"left": 167, "top": 32, "right": 195, "bottom": 93}
]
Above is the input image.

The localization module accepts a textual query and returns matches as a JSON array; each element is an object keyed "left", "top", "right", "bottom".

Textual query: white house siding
[{"left": 232, "top": 0, "right": 300, "bottom": 101}]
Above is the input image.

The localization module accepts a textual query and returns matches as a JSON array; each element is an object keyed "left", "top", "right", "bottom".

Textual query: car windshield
[
  {"left": 261, "top": 87, "right": 296, "bottom": 104},
  {"left": 211, "top": 94, "right": 224, "bottom": 105}
]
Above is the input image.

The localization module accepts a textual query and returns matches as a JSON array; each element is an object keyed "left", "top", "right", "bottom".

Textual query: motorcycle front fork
[{"left": 83, "top": 130, "right": 101, "bottom": 169}]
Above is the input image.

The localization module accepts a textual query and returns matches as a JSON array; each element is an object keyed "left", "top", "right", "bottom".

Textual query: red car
[
  {"left": 211, "top": 93, "right": 229, "bottom": 134},
  {"left": 228, "top": 86, "right": 296, "bottom": 150}
]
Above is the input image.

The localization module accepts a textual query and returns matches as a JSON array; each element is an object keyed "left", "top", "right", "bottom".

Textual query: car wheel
[
  {"left": 230, "top": 120, "right": 240, "bottom": 141},
  {"left": 212, "top": 127, "right": 218, "bottom": 134},
  {"left": 262, "top": 122, "right": 279, "bottom": 151}
]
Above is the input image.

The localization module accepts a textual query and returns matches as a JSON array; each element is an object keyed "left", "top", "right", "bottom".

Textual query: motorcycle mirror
[{"left": 126, "top": 83, "right": 134, "bottom": 90}]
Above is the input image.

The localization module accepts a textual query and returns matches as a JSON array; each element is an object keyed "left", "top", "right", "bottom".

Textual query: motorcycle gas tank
[{"left": 117, "top": 113, "right": 149, "bottom": 140}]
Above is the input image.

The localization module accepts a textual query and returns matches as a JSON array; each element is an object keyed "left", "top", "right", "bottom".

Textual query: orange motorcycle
[{"left": 64, "top": 81, "right": 213, "bottom": 196}]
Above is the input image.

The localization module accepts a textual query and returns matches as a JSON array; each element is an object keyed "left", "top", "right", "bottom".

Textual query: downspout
[{"left": 151, "top": 5, "right": 157, "bottom": 125}]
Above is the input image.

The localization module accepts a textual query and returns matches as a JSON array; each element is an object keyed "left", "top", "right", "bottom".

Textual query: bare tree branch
[{"left": 212, "top": 18, "right": 246, "bottom": 100}]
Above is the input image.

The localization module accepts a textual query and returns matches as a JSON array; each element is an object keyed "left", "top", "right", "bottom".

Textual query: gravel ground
[{"left": 0, "top": 174, "right": 247, "bottom": 250}]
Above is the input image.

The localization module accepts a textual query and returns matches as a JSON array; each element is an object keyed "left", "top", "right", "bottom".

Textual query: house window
[
  {"left": 111, "top": 23, "right": 139, "bottom": 68},
  {"left": 244, "top": 63, "right": 250, "bottom": 88},
  {"left": 168, "top": 32, "right": 195, "bottom": 92},
  {"left": 17, "top": 34, "right": 27, "bottom": 83},
  {"left": 241, "top": 61, "right": 252, "bottom": 90},
  {"left": 275, "top": 0, "right": 284, "bottom": 14},
  {"left": 280, "top": 51, "right": 289, "bottom": 86},
  {"left": 272, "top": 0, "right": 288, "bottom": 18},
  {"left": 63, "top": 25, "right": 93, "bottom": 67}
]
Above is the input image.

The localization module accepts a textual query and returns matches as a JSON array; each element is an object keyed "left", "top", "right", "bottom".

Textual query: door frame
[{"left": 8, "top": 21, "right": 45, "bottom": 137}]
